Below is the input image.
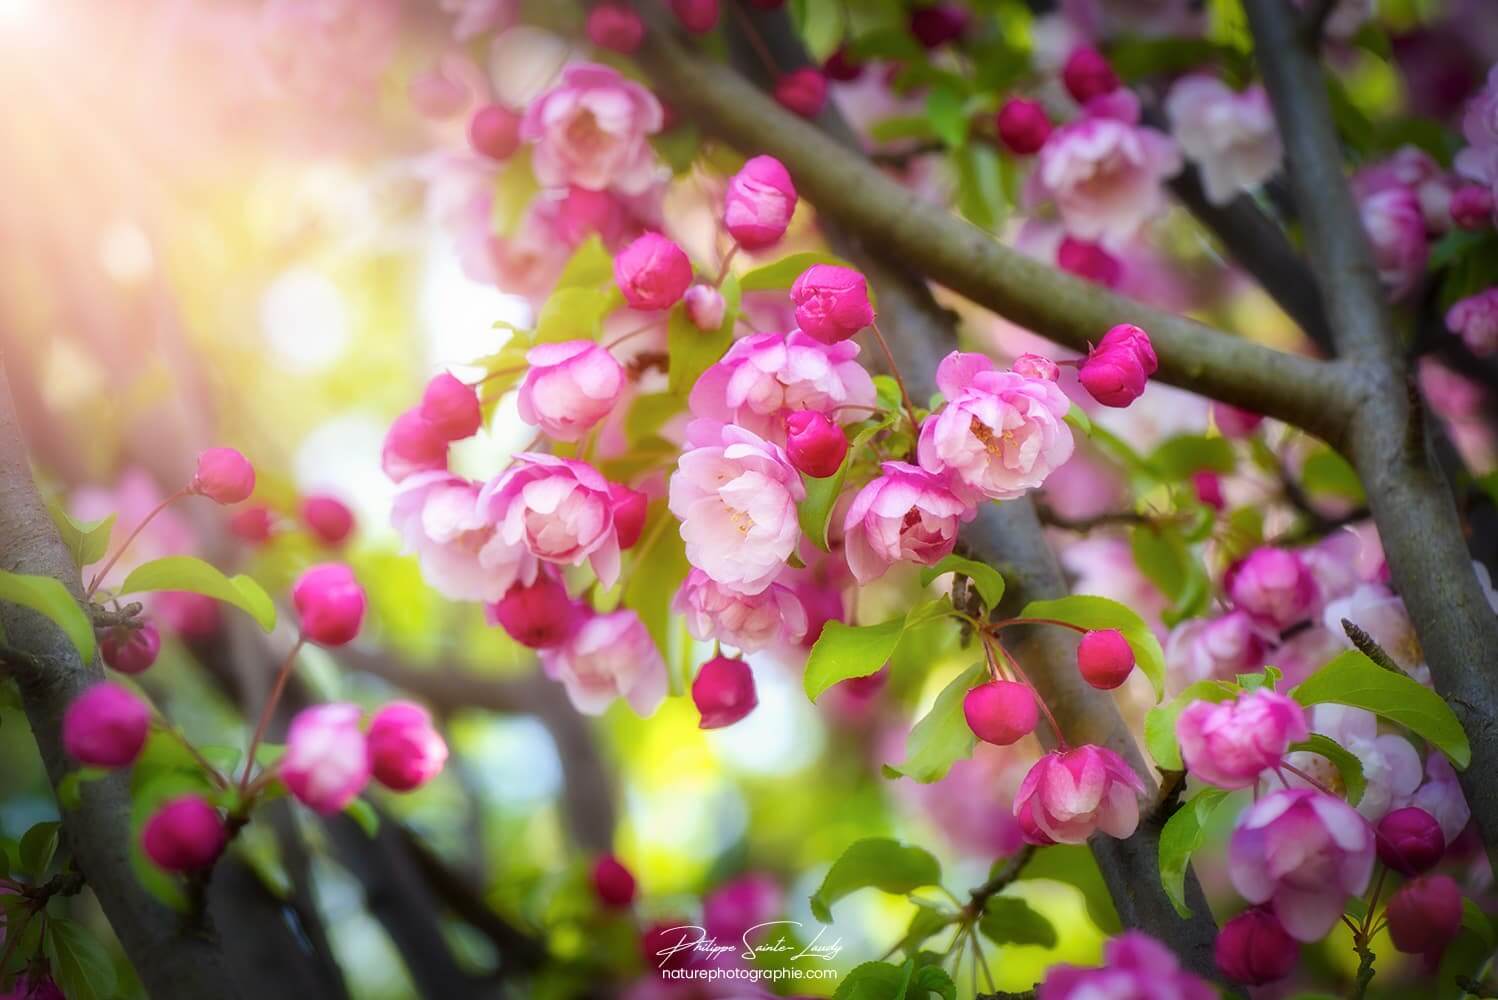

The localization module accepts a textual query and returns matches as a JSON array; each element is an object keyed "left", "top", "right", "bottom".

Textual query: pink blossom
[
  {"left": 101, "top": 625, "right": 161, "bottom": 676},
  {"left": 142, "top": 796, "right": 227, "bottom": 872},
  {"left": 996, "top": 98, "right": 1051, "bottom": 155},
  {"left": 1388, "top": 875, "right": 1463, "bottom": 957},
  {"left": 704, "top": 874, "right": 784, "bottom": 945},
  {"left": 191, "top": 447, "right": 255, "bottom": 505},
  {"left": 292, "top": 563, "right": 367, "bottom": 647},
  {"left": 671, "top": 0, "right": 719, "bottom": 33},
  {"left": 784, "top": 410, "right": 848, "bottom": 478},
  {"left": 673, "top": 569, "right": 807, "bottom": 652},
  {"left": 614, "top": 232, "right": 692, "bottom": 311},
  {"left": 1403, "top": 754, "right": 1471, "bottom": 844},
  {"left": 774, "top": 68, "right": 828, "bottom": 118},
  {"left": 587, "top": 4, "right": 645, "bottom": 53},
  {"left": 843, "top": 461, "right": 975, "bottom": 584},
  {"left": 1078, "top": 324, "right": 1158, "bottom": 408},
  {"left": 684, "top": 284, "right": 726, "bottom": 330},
  {"left": 382, "top": 409, "right": 449, "bottom": 483},
  {"left": 540, "top": 610, "right": 667, "bottom": 715},
  {"left": 408, "top": 53, "right": 482, "bottom": 120},
  {"left": 1462, "top": 64, "right": 1498, "bottom": 150},
  {"left": 724, "top": 156, "right": 798, "bottom": 250},
  {"left": 1446, "top": 288, "right": 1498, "bottom": 355},
  {"left": 1165, "top": 611, "right": 1268, "bottom": 691},
  {"left": 420, "top": 372, "right": 483, "bottom": 442},
  {"left": 916, "top": 351, "right": 1074, "bottom": 501},
  {"left": 393, "top": 473, "right": 533, "bottom": 602},
  {"left": 281, "top": 703, "right": 370, "bottom": 814},
  {"left": 520, "top": 64, "right": 664, "bottom": 195},
  {"left": 668, "top": 421, "right": 805, "bottom": 595},
  {"left": 692, "top": 655, "right": 758, "bottom": 729},
  {"left": 790, "top": 265, "right": 875, "bottom": 344},
  {"left": 1056, "top": 236, "right": 1121, "bottom": 287},
  {"left": 517, "top": 340, "right": 625, "bottom": 441},
  {"left": 1040, "top": 931, "right": 1214, "bottom": 1000},
  {"left": 1212, "top": 401, "right": 1263, "bottom": 438},
  {"left": 63, "top": 683, "right": 150, "bottom": 768},
  {"left": 1377, "top": 807, "right": 1446, "bottom": 875},
  {"left": 480, "top": 455, "right": 623, "bottom": 587},
  {"left": 367, "top": 701, "right": 449, "bottom": 791},
  {"left": 469, "top": 104, "right": 523, "bottom": 161},
  {"left": 1013, "top": 745, "right": 1146, "bottom": 845},
  {"left": 1322, "top": 582, "right": 1422, "bottom": 672},
  {"left": 257, "top": 0, "right": 400, "bottom": 107},
  {"left": 302, "top": 495, "right": 355, "bottom": 546},
  {"left": 1177, "top": 690, "right": 1308, "bottom": 789},
  {"left": 486, "top": 572, "right": 585, "bottom": 649},
  {"left": 1226, "top": 546, "right": 1317, "bottom": 628},
  {"left": 909, "top": 4, "right": 969, "bottom": 47},
  {"left": 1354, "top": 146, "right": 1456, "bottom": 233},
  {"left": 1165, "top": 76, "right": 1281, "bottom": 205},
  {"left": 440, "top": 0, "right": 515, "bottom": 41},
  {"left": 1359, "top": 186, "right": 1429, "bottom": 301},
  {"left": 963, "top": 680, "right": 1038, "bottom": 746},
  {"left": 1215, "top": 908, "right": 1299, "bottom": 986},
  {"left": 1034, "top": 116, "right": 1181, "bottom": 245},
  {"left": 687, "top": 331, "right": 876, "bottom": 444},
  {"left": 1061, "top": 46, "right": 1119, "bottom": 104},
  {"left": 1284, "top": 705, "right": 1422, "bottom": 823},
  {"left": 1229, "top": 788, "right": 1374, "bottom": 941},
  {"left": 1076, "top": 629, "right": 1135, "bottom": 689},
  {"left": 593, "top": 854, "right": 637, "bottom": 907},
  {"left": 1450, "top": 184, "right": 1494, "bottom": 229}
]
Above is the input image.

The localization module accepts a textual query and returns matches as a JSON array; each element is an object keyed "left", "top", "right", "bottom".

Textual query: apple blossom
[
  {"left": 843, "top": 462, "right": 975, "bottom": 584},
  {"left": 1165, "top": 77, "right": 1282, "bottom": 205},
  {"left": 63, "top": 682, "right": 150, "bottom": 768},
  {"left": 1226, "top": 546, "right": 1317, "bottom": 628},
  {"left": 1012, "top": 353, "right": 1060, "bottom": 382},
  {"left": 592, "top": 853, "right": 637, "bottom": 908},
  {"left": 724, "top": 155, "right": 797, "bottom": 250},
  {"left": 142, "top": 796, "right": 227, "bottom": 872},
  {"left": 516, "top": 341, "right": 625, "bottom": 441},
  {"left": 292, "top": 563, "right": 367, "bottom": 647},
  {"left": 1228, "top": 789, "right": 1374, "bottom": 942},
  {"left": 408, "top": 56, "right": 473, "bottom": 120},
  {"left": 823, "top": 47, "right": 863, "bottom": 83},
  {"left": 1061, "top": 46, "right": 1118, "bottom": 104},
  {"left": 784, "top": 410, "right": 848, "bottom": 478},
  {"left": 487, "top": 572, "right": 584, "bottom": 649},
  {"left": 1056, "top": 236, "right": 1121, "bottom": 287},
  {"left": 789, "top": 265, "right": 875, "bottom": 344},
  {"left": 1177, "top": 689, "right": 1308, "bottom": 789},
  {"left": 281, "top": 702, "right": 370, "bottom": 814},
  {"left": 963, "top": 680, "right": 1038, "bottom": 746},
  {"left": 671, "top": 0, "right": 718, "bottom": 33},
  {"left": 673, "top": 569, "right": 807, "bottom": 652},
  {"left": 683, "top": 283, "right": 725, "bottom": 330},
  {"left": 614, "top": 233, "right": 692, "bottom": 311},
  {"left": 468, "top": 103, "right": 522, "bottom": 161},
  {"left": 703, "top": 874, "right": 784, "bottom": 945},
  {"left": 539, "top": 610, "right": 666, "bottom": 716},
  {"left": 419, "top": 372, "right": 482, "bottom": 442},
  {"left": 794, "top": 578, "right": 844, "bottom": 648},
  {"left": 101, "top": 624, "right": 161, "bottom": 676},
  {"left": 520, "top": 64, "right": 663, "bottom": 195},
  {"left": 1446, "top": 288, "right": 1498, "bottom": 355},
  {"left": 367, "top": 701, "right": 449, "bottom": 791},
  {"left": 586, "top": 4, "right": 644, "bottom": 54},
  {"left": 1166, "top": 611, "right": 1267, "bottom": 690},
  {"left": 382, "top": 409, "right": 449, "bottom": 483},
  {"left": 1377, "top": 806, "right": 1445, "bottom": 875},
  {"left": 393, "top": 472, "right": 533, "bottom": 602},
  {"left": 480, "top": 454, "right": 623, "bottom": 587},
  {"left": 1359, "top": 186, "right": 1429, "bottom": 301},
  {"left": 1191, "top": 471, "right": 1225, "bottom": 510},
  {"left": 190, "top": 447, "right": 255, "bottom": 505},
  {"left": 1034, "top": 117, "right": 1181, "bottom": 245},
  {"left": 1387, "top": 875, "right": 1463, "bottom": 957},
  {"left": 1040, "top": 931, "right": 1214, "bottom": 1000},
  {"left": 1214, "top": 908, "right": 1298, "bottom": 986},
  {"left": 1013, "top": 745, "right": 1146, "bottom": 845},
  {"left": 691, "top": 655, "right": 758, "bottom": 729},
  {"left": 1405, "top": 753, "right": 1471, "bottom": 844},
  {"left": 155, "top": 591, "right": 222, "bottom": 641},
  {"left": 1212, "top": 401, "right": 1263, "bottom": 438},
  {"left": 1451, "top": 183, "right": 1494, "bottom": 229},
  {"left": 1284, "top": 705, "right": 1422, "bottom": 823},
  {"left": 229, "top": 505, "right": 274, "bottom": 544},
  {"left": 302, "top": 494, "right": 355, "bottom": 545},
  {"left": 440, "top": 0, "right": 514, "bottom": 41},
  {"left": 774, "top": 68, "right": 827, "bottom": 118}
]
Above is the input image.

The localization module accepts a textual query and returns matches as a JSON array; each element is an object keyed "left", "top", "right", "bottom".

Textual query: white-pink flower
[
  {"left": 1283, "top": 705, "right": 1423, "bottom": 823},
  {"left": 843, "top": 461, "right": 975, "bottom": 584},
  {"left": 668, "top": 421, "right": 805, "bottom": 596},
  {"left": 1033, "top": 116, "right": 1182, "bottom": 245},
  {"left": 479, "top": 455, "right": 623, "bottom": 587},
  {"left": 280, "top": 703, "right": 370, "bottom": 815},
  {"left": 520, "top": 63, "right": 663, "bottom": 195},
  {"left": 1178, "top": 690, "right": 1308, "bottom": 790},
  {"left": 673, "top": 569, "right": 808, "bottom": 652},
  {"left": 1165, "top": 611, "right": 1268, "bottom": 692},
  {"left": 392, "top": 472, "right": 535, "bottom": 603},
  {"left": 1013, "top": 745, "right": 1147, "bottom": 845},
  {"left": 687, "top": 331, "right": 877, "bottom": 445},
  {"left": 1359, "top": 186, "right": 1429, "bottom": 301},
  {"left": 540, "top": 610, "right": 667, "bottom": 716},
  {"left": 1446, "top": 288, "right": 1498, "bottom": 356},
  {"left": 1165, "top": 76, "right": 1281, "bottom": 205},
  {"left": 916, "top": 351, "right": 1074, "bottom": 501},
  {"left": 517, "top": 340, "right": 626, "bottom": 441}
]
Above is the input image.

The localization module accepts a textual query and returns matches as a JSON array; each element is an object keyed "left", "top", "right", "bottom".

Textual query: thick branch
[{"left": 1246, "top": 0, "right": 1498, "bottom": 874}]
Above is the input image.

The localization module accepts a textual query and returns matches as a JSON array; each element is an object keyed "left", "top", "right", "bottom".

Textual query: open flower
[
  {"left": 479, "top": 455, "right": 622, "bottom": 588},
  {"left": 843, "top": 462, "right": 975, "bottom": 584},
  {"left": 1178, "top": 689, "right": 1308, "bottom": 789},
  {"left": 1165, "top": 76, "right": 1281, "bottom": 205},
  {"left": 1034, "top": 116, "right": 1181, "bottom": 245},
  {"left": 540, "top": 610, "right": 666, "bottom": 715},
  {"left": 1013, "top": 745, "right": 1147, "bottom": 845},
  {"left": 517, "top": 340, "right": 625, "bottom": 441},
  {"left": 393, "top": 471, "right": 534, "bottom": 602},
  {"left": 673, "top": 569, "right": 808, "bottom": 652},
  {"left": 520, "top": 63, "right": 663, "bottom": 195},
  {"left": 1040, "top": 931, "right": 1214, "bottom": 1000}
]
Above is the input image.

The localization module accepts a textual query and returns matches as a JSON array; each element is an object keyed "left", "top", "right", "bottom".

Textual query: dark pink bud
[
  {"left": 592, "top": 853, "right": 637, "bottom": 908},
  {"left": 1451, "top": 184, "right": 1494, "bottom": 230},
  {"left": 1079, "top": 323, "right": 1157, "bottom": 408},
  {"left": 1388, "top": 875, "right": 1463, "bottom": 956},
  {"left": 292, "top": 563, "right": 367, "bottom": 646},
  {"left": 724, "top": 156, "right": 798, "bottom": 250},
  {"left": 382, "top": 408, "right": 449, "bottom": 482},
  {"left": 1191, "top": 471, "right": 1225, "bottom": 511},
  {"left": 101, "top": 624, "right": 161, "bottom": 676},
  {"left": 142, "top": 795, "right": 226, "bottom": 872},
  {"left": 671, "top": 0, "right": 719, "bottom": 33},
  {"left": 487, "top": 574, "right": 582, "bottom": 649},
  {"left": 302, "top": 494, "right": 355, "bottom": 546},
  {"left": 367, "top": 701, "right": 448, "bottom": 791},
  {"left": 1062, "top": 46, "right": 1119, "bottom": 103},
  {"left": 1097, "top": 322, "right": 1158, "bottom": 372},
  {"left": 190, "top": 447, "right": 255, "bottom": 505},
  {"left": 63, "top": 682, "right": 150, "bottom": 767},
  {"left": 784, "top": 411, "right": 848, "bottom": 478},
  {"left": 774, "top": 68, "right": 828, "bottom": 118},
  {"left": 420, "top": 372, "right": 483, "bottom": 442},
  {"left": 1215, "top": 908, "right": 1299, "bottom": 985},
  {"left": 609, "top": 483, "right": 649, "bottom": 550},
  {"left": 587, "top": 3, "right": 645, "bottom": 53},
  {"left": 908, "top": 4, "right": 969, "bottom": 48},
  {"left": 1077, "top": 629, "right": 1134, "bottom": 689},
  {"left": 1213, "top": 401, "right": 1263, "bottom": 438},
  {"left": 790, "top": 264, "right": 875, "bottom": 343},
  {"left": 1012, "top": 353, "right": 1060, "bottom": 381},
  {"left": 1057, "top": 237, "right": 1122, "bottom": 288},
  {"left": 692, "top": 655, "right": 757, "bottom": 729},
  {"left": 1377, "top": 806, "right": 1446, "bottom": 875},
  {"left": 615, "top": 233, "right": 693, "bottom": 311},
  {"left": 229, "top": 505, "right": 275, "bottom": 544},
  {"left": 823, "top": 46, "right": 864, "bottom": 82},
  {"left": 795, "top": 581, "right": 844, "bottom": 648},
  {"left": 962, "top": 680, "right": 1037, "bottom": 745},
  {"left": 468, "top": 103, "right": 522, "bottom": 161},
  {"left": 996, "top": 97, "right": 1051, "bottom": 154}
]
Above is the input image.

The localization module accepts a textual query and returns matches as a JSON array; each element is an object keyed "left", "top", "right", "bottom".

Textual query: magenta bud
[
  {"left": 784, "top": 411, "right": 848, "bottom": 478},
  {"left": 724, "top": 156, "right": 798, "bottom": 250},
  {"left": 1057, "top": 236, "right": 1122, "bottom": 288},
  {"left": 823, "top": 46, "right": 864, "bottom": 82},
  {"left": 143, "top": 795, "right": 227, "bottom": 872},
  {"left": 488, "top": 574, "right": 582, "bottom": 649},
  {"left": 101, "top": 624, "right": 161, "bottom": 676},
  {"left": 692, "top": 655, "right": 758, "bottom": 729},
  {"left": 774, "top": 67, "right": 828, "bottom": 118},
  {"left": 1191, "top": 471, "right": 1225, "bottom": 511},
  {"left": 190, "top": 447, "right": 255, "bottom": 505},
  {"left": 609, "top": 483, "right": 649, "bottom": 550},
  {"left": 1079, "top": 323, "right": 1157, "bottom": 408},
  {"left": 996, "top": 98, "right": 1052, "bottom": 155},
  {"left": 1077, "top": 629, "right": 1134, "bottom": 689},
  {"left": 1062, "top": 46, "right": 1119, "bottom": 104},
  {"left": 795, "top": 581, "right": 844, "bottom": 649},
  {"left": 1377, "top": 806, "right": 1446, "bottom": 875},
  {"left": 1012, "top": 353, "right": 1060, "bottom": 381},
  {"left": 962, "top": 680, "right": 1038, "bottom": 745},
  {"left": 908, "top": 4, "right": 969, "bottom": 48},
  {"left": 615, "top": 233, "right": 693, "bottom": 312},
  {"left": 790, "top": 264, "right": 875, "bottom": 343},
  {"left": 367, "top": 701, "right": 448, "bottom": 792},
  {"left": 1387, "top": 875, "right": 1463, "bottom": 956},
  {"left": 420, "top": 372, "right": 483, "bottom": 442},
  {"left": 63, "top": 682, "right": 150, "bottom": 768},
  {"left": 592, "top": 853, "right": 637, "bottom": 908},
  {"left": 1215, "top": 908, "right": 1299, "bottom": 985},
  {"left": 586, "top": 3, "right": 645, "bottom": 53},
  {"left": 229, "top": 505, "right": 275, "bottom": 544},
  {"left": 382, "top": 408, "right": 449, "bottom": 483},
  {"left": 468, "top": 103, "right": 522, "bottom": 161},
  {"left": 292, "top": 563, "right": 367, "bottom": 647},
  {"left": 302, "top": 494, "right": 355, "bottom": 546},
  {"left": 671, "top": 0, "right": 719, "bottom": 33},
  {"left": 683, "top": 284, "right": 726, "bottom": 331},
  {"left": 1213, "top": 401, "right": 1263, "bottom": 438},
  {"left": 1451, "top": 184, "right": 1494, "bottom": 231}
]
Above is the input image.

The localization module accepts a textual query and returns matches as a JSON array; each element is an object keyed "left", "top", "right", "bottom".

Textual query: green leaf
[
  {"left": 893, "top": 905, "right": 957, "bottom": 956},
  {"left": 57, "top": 768, "right": 108, "bottom": 811},
  {"left": 907, "top": 965, "right": 956, "bottom": 1000},
  {"left": 1144, "top": 680, "right": 1239, "bottom": 771},
  {"left": 0, "top": 570, "right": 95, "bottom": 664},
  {"left": 833, "top": 961, "right": 909, "bottom": 1000},
  {"left": 554, "top": 235, "right": 614, "bottom": 291},
  {"left": 666, "top": 279, "right": 736, "bottom": 396},
  {"left": 18, "top": 820, "right": 59, "bottom": 876},
  {"left": 919, "top": 555, "right": 1004, "bottom": 610},
  {"left": 1462, "top": 898, "right": 1495, "bottom": 950},
  {"left": 1018, "top": 844, "right": 1120, "bottom": 933},
  {"left": 1300, "top": 448, "right": 1366, "bottom": 503},
  {"left": 47, "top": 504, "right": 115, "bottom": 570},
  {"left": 0, "top": 911, "right": 43, "bottom": 986},
  {"left": 927, "top": 84, "right": 967, "bottom": 148},
  {"left": 978, "top": 896, "right": 1057, "bottom": 948},
  {"left": 534, "top": 287, "right": 614, "bottom": 345},
  {"left": 624, "top": 393, "right": 683, "bottom": 446},
  {"left": 1292, "top": 650, "right": 1471, "bottom": 768},
  {"left": 739, "top": 252, "right": 852, "bottom": 293},
  {"left": 1064, "top": 404, "right": 1092, "bottom": 436},
  {"left": 1019, "top": 595, "right": 1166, "bottom": 700},
  {"left": 118, "top": 556, "right": 275, "bottom": 632},
  {"left": 621, "top": 502, "right": 690, "bottom": 693},
  {"left": 883, "top": 663, "right": 985, "bottom": 783},
  {"left": 809, "top": 838, "right": 942, "bottom": 923},
  {"left": 797, "top": 418, "right": 890, "bottom": 550},
  {"left": 44, "top": 917, "right": 118, "bottom": 1000},
  {"left": 1289, "top": 734, "right": 1367, "bottom": 805},
  {"left": 344, "top": 798, "right": 379, "bottom": 838},
  {"left": 954, "top": 143, "right": 1004, "bottom": 231},
  {"left": 1148, "top": 434, "right": 1236, "bottom": 480},
  {"left": 1158, "top": 787, "right": 1230, "bottom": 917},
  {"left": 805, "top": 617, "right": 907, "bottom": 702}
]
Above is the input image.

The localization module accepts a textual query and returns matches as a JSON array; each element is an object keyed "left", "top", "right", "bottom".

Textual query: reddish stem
[
  {"left": 868, "top": 321, "right": 921, "bottom": 434},
  {"left": 988, "top": 617, "right": 1092, "bottom": 635},
  {"left": 85, "top": 489, "right": 188, "bottom": 598},
  {"left": 993, "top": 637, "right": 1067, "bottom": 750},
  {"left": 238, "top": 637, "right": 305, "bottom": 796}
]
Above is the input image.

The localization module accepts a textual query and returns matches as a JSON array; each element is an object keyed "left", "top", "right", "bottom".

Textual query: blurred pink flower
[
  {"left": 540, "top": 610, "right": 666, "bottom": 715},
  {"left": 393, "top": 472, "right": 534, "bottom": 603},
  {"left": 1165, "top": 76, "right": 1280, "bottom": 205},
  {"left": 1033, "top": 116, "right": 1181, "bottom": 245},
  {"left": 673, "top": 569, "right": 807, "bottom": 652},
  {"left": 521, "top": 64, "right": 664, "bottom": 195}
]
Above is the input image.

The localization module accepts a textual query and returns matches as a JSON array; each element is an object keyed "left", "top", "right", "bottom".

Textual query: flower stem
[
  {"left": 869, "top": 321, "right": 921, "bottom": 435},
  {"left": 238, "top": 637, "right": 305, "bottom": 796},
  {"left": 988, "top": 616, "right": 1092, "bottom": 635},
  {"left": 713, "top": 244, "right": 739, "bottom": 287},
  {"left": 992, "top": 637, "right": 1067, "bottom": 750},
  {"left": 85, "top": 489, "right": 188, "bottom": 598}
]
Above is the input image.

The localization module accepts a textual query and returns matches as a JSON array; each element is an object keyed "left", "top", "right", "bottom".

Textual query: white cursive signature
[{"left": 650, "top": 921, "right": 845, "bottom": 967}]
